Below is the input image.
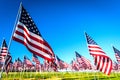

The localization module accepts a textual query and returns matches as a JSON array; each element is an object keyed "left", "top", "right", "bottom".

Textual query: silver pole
[{"left": 0, "top": 2, "right": 22, "bottom": 79}]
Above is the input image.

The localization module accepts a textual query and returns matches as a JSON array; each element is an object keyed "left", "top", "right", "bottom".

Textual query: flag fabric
[
  {"left": 8, "top": 61, "right": 13, "bottom": 72},
  {"left": 12, "top": 5, "right": 55, "bottom": 61},
  {"left": 13, "top": 59, "right": 17, "bottom": 69},
  {"left": 32, "top": 54, "right": 40, "bottom": 65},
  {"left": 0, "top": 40, "right": 9, "bottom": 64},
  {"left": 56, "top": 56, "right": 68, "bottom": 69},
  {"left": 32, "top": 54, "right": 40, "bottom": 71},
  {"left": 75, "top": 51, "right": 92, "bottom": 69},
  {"left": 24, "top": 56, "right": 33, "bottom": 67},
  {"left": 17, "top": 58, "right": 23, "bottom": 68},
  {"left": 5, "top": 55, "right": 12, "bottom": 74},
  {"left": 112, "top": 61, "right": 118, "bottom": 70},
  {"left": 75, "top": 51, "right": 83, "bottom": 64},
  {"left": 13, "top": 59, "right": 18, "bottom": 69},
  {"left": 0, "top": 39, "right": 12, "bottom": 74},
  {"left": 43, "top": 60, "right": 49, "bottom": 71},
  {"left": 85, "top": 33, "right": 112, "bottom": 75},
  {"left": 71, "top": 59, "right": 79, "bottom": 71},
  {"left": 113, "top": 46, "right": 120, "bottom": 63}
]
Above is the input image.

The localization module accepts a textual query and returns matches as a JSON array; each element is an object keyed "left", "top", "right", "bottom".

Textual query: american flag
[
  {"left": 112, "top": 61, "right": 118, "bottom": 70},
  {"left": 0, "top": 39, "right": 12, "bottom": 74},
  {"left": 32, "top": 54, "right": 40, "bottom": 65},
  {"left": 24, "top": 56, "right": 33, "bottom": 67},
  {"left": 71, "top": 59, "right": 79, "bottom": 71},
  {"left": 17, "top": 58, "right": 23, "bottom": 67},
  {"left": 113, "top": 46, "right": 120, "bottom": 63},
  {"left": 75, "top": 51, "right": 83, "bottom": 64},
  {"left": 5, "top": 55, "right": 12, "bottom": 74},
  {"left": 0, "top": 40, "right": 9, "bottom": 63},
  {"left": 13, "top": 59, "right": 18, "bottom": 69},
  {"left": 85, "top": 33, "right": 112, "bottom": 75},
  {"left": 56, "top": 56, "right": 68, "bottom": 69},
  {"left": 75, "top": 51, "right": 91, "bottom": 69},
  {"left": 12, "top": 5, "right": 55, "bottom": 61}
]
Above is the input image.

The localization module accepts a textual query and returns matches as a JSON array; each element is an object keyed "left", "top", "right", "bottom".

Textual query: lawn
[{"left": 1, "top": 71, "right": 120, "bottom": 80}]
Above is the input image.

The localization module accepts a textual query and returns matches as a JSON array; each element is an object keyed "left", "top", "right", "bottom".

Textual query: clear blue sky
[{"left": 0, "top": 0, "right": 120, "bottom": 64}]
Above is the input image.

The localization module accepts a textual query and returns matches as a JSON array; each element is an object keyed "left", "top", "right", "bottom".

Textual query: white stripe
[
  {"left": 17, "top": 21, "right": 44, "bottom": 41},
  {"left": 89, "top": 48, "right": 104, "bottom": 52},
  {"left": 82, "top": 57, "right": 91, "bottom": 66},
  {"left": 99, "top": 57, "right": 103, "bottom": 70},
  {"left": 2, "top": 47, "right": 7, "bottom": 49},
  {"left": 90, "top": 52, "right": 107, "bottom": 56},
  {"left": 96, "top": 56, "right": 100, "bottom": 68},
  {"left": 13, "top": 33, "right": 52, "bottom": 59},
  {"left": 1, "top": 51, "right": 8, "bottom": 53},
  {"left": 14, "top": 23, "right": 53, "bottom": 54},
  {"left": 102, "top": 57, "right": 107, "bottom": 73},
  {"left": 88, "top": 44, "right": 100, "bottom": 47},
  {"left": 0, "top": 53, "right": 7, "bottom": 56},
  {"left": 106, "top": 60, "right": 112, "bottom": 75}
]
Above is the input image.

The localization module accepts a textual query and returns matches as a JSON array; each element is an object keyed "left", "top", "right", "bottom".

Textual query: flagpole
[
  {"left": 0, "top": 38, "right": 5, "bottom": 78},
  {"left": 84, "top": 31, "right": 97, "bottom": 80},
  {"left": 0, "top": 2, "right": 22, "bottom": 79}
]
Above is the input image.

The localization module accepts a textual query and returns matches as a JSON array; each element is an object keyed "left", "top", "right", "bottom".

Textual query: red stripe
[
  {"left": 13, "top": 37, "right": 53, "bottom": 61},
  {"left": 89, "top": 50, "right": 105, "bottom": 54},
  {"left": 14, "top": 30, "right": 52, "bottom": 56},
  {"left": 88, "top": 45, "right": 101, "bottom": 49},
  {"left": 1, "top": 48, "right": 7, "bottom": 50},
  {"left": 88, "top": 44, "right": 112, "bottom": 75},
  {"left": 99, "top": 57, "right": 104, "bottom": 71},
  {"left": 96, "top": 56, "right": 100, "bottom": 70},
  {"left": 108, "top": 61, "right": 112, "bottom": 75},
  {"left": 17, "top": 25, "right": 54, "bottom": 56},
  {"left": 104, "top": 58, "right": 108, "bottom": 74}
]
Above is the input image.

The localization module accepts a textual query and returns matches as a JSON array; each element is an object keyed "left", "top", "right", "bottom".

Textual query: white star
[
  {"left": 28, "top": 21, "right": 30, "bottom": 23},
  {"left": 29, "top": 16, "right": 31, "bottom": 19},
  {"left": 22, "top": 17, "right": 25, "bottom": 19},
  {"left": 33, "top": 30, "right": 35, "bottom": 32},
  {"left": 21, "top": 20, "right": 24, "bottom": 22},
  {"left": 31, "top": 27, "right": 33, "bottom": 29},
  {"left": 24, "top": 14, "right": 26, "bottom": 16},
  {"left": 30, "top": 24, "right": 32, "bottom": 26}
]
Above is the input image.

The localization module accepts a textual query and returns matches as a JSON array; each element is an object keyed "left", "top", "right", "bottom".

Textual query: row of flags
[
  {"left": 0, "top": 37, "right": 120, "bottom": 75},
  {"left": 1, "top": 3, "right": 120, "bottom": 76}
]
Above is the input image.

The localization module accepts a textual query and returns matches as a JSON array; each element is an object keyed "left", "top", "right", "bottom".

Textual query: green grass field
[{"left": 1, "top": 72, "right": 120, "bottom": 80}]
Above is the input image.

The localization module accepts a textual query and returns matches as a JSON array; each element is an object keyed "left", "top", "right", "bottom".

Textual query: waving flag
[
  {"left": 85, "top": 32, "right": 112, "bottom": 75},
  {"left": 32, "top": 54, "right": 40, "bottom": 65},
  {"left": 24, "top": 56, "right": 33, "bottom": 67},
  {"left": 113, "top": 46, "right": 120, "bottom": 63},
  {"left": 12, "top": 4, "right": 55, "bottom": 61},
  {"left": 112, "top": 61, "right": 118, "bottom": 70},
  {"left": 75, "top": 51, "right": 83, "bottom": 64},
  {"left": 32, "top": 54, "right": 41, "bottom": 71},
  {"left": 17, "top": 58, "right": 23, "bottom": 68},
  {"left": 0, "top": 39, "right": 12, "bottom": 74},
  {"left": 71, "top": 59, "right": 79, "bottom": 71},
  {"left": 75, "top": 51, "right": 91, "bottom": 69},
  {"left": 56, "top": 56, "right": 68, "bottom": 69},
  {"left": 5, "top": 55, "right": 12, "bottom": 74},
  {"left": 0, "top": 40, "right": 8, "bottom": 63}
]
